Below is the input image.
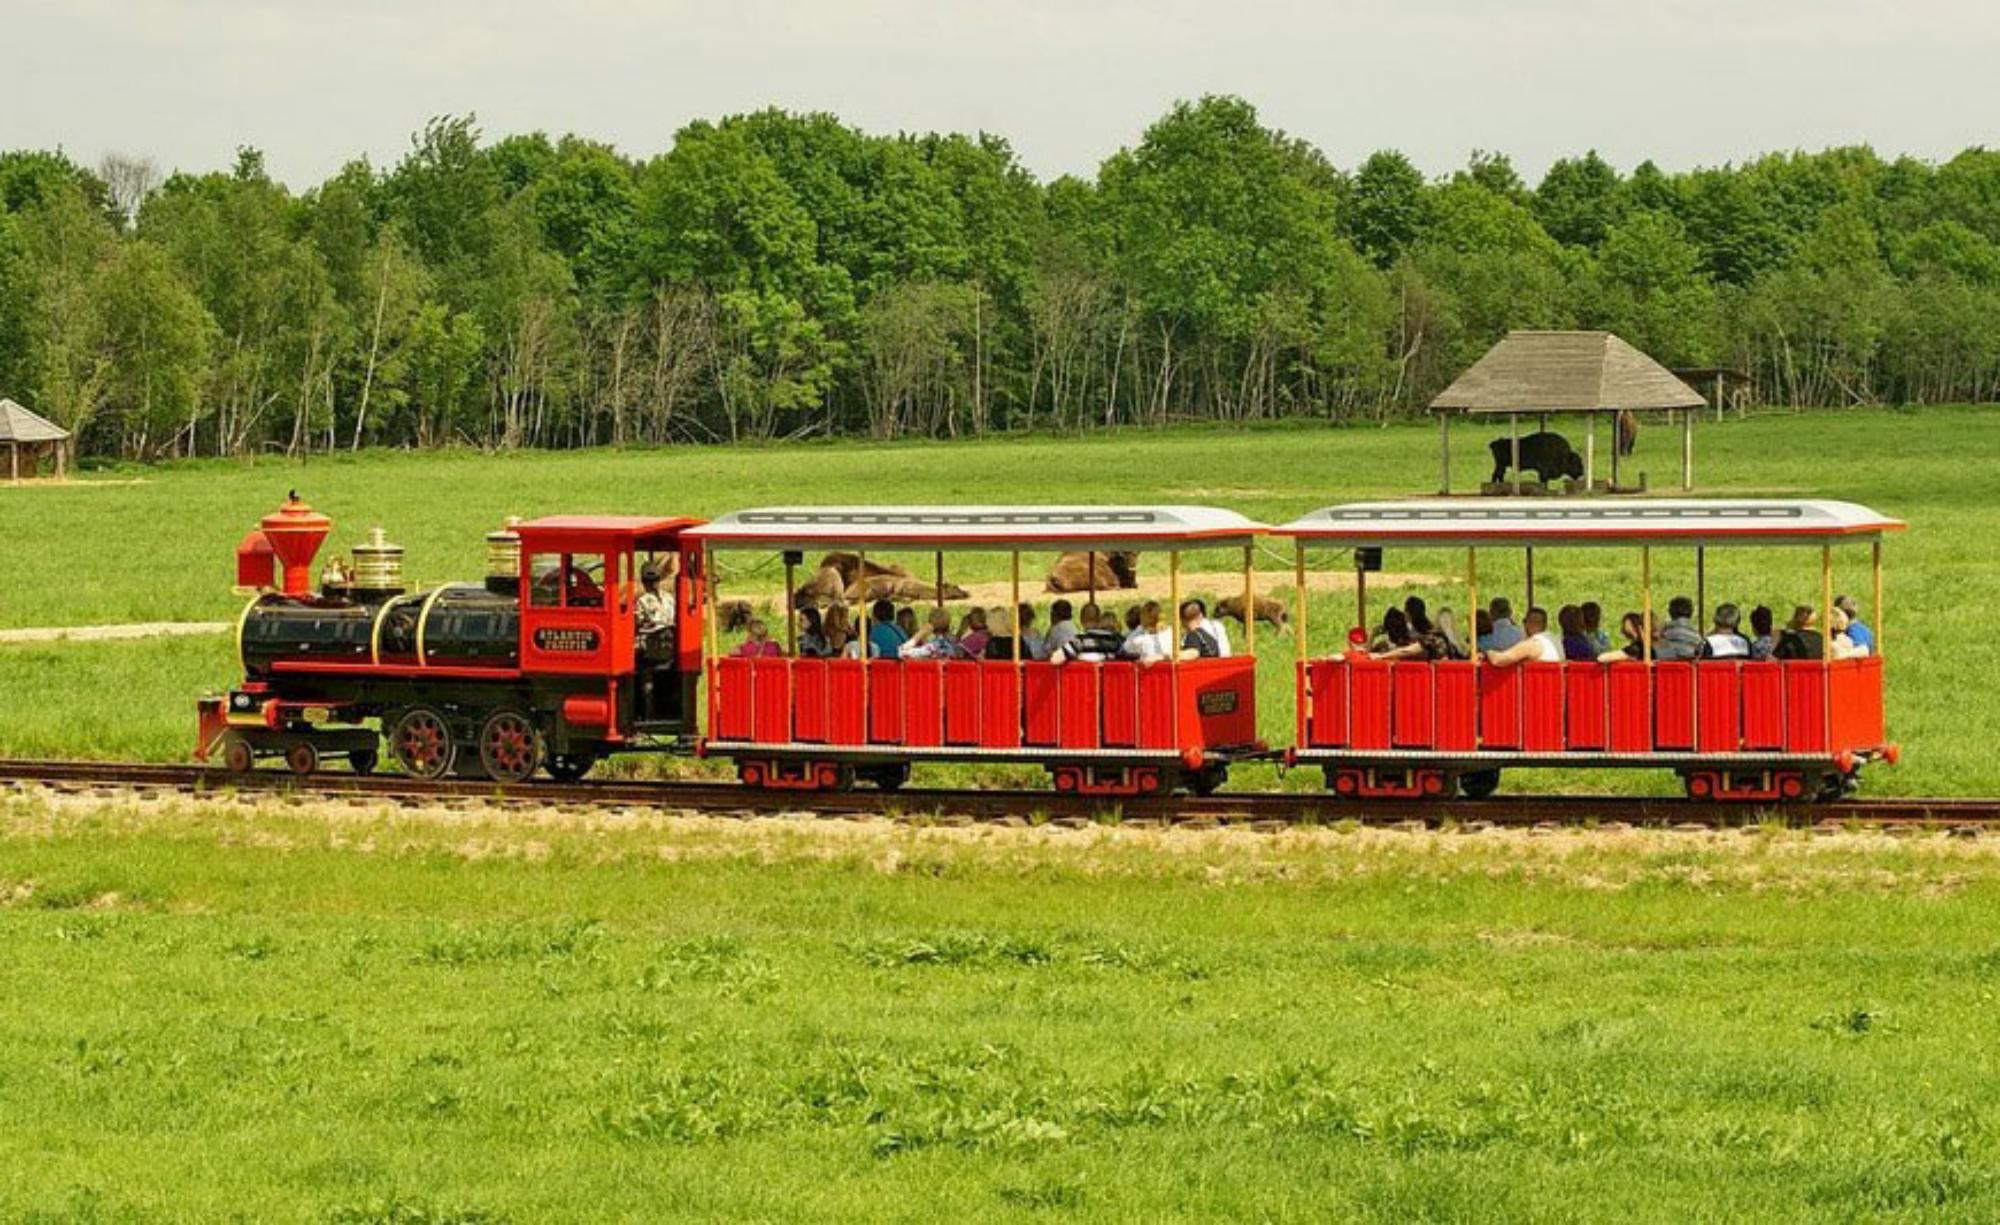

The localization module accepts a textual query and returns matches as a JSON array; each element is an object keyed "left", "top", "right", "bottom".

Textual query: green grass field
[
  {"left": 0, "top": 407, "right": 1993, "bottom": 792},
  {"left": 4, "top": 793, "right": 2000, "bottom": 1220}
]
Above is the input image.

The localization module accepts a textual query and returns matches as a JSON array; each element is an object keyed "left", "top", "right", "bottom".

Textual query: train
[{"left": 197, "top": 493, "right": 1902, "bottom": 803}]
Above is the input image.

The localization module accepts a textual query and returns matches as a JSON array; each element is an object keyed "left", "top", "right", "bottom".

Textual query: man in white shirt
[
  {"left": 1705, "top": 603, "right": 1750, "bottom": 659},
  {"left": 635, "top": 563, "right": 674, "bottom": 647},
  {"left": 1482, "top": 607, "right": 1560, "bottom": 667}
]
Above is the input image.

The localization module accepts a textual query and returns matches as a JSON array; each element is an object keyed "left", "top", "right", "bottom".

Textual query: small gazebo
[
  {"left": 0, "top": 398, "right": 70, "bottom": 481},
  {"left": 1431, "top": 331, "right": 1706, "bottom": 496}
]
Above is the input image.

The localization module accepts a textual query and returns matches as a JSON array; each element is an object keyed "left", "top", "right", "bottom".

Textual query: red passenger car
[
  {"left": 684, "top": 506, "right": 1269, "bottom": 794},
  {"left": 1275, "top": 499, "right": 1903, "bottom": 801}
]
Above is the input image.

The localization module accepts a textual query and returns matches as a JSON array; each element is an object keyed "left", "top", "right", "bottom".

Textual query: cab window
[{"left": 529, "top": 553, "right": 609, "bottom": 608}]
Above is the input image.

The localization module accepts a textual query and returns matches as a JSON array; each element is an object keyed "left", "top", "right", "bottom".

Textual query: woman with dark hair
[
  {"left": 1369, "top": 608, "right": 1425, "bottom": 660},
  {"left": 796, "top": 606, "right": 829, "bottom": 658},
  {"left": 1558, "top": 605, "right": 1596, "bottom": 661},
  {"left": 1403, "top": 595, "right": 1433, "bottom": 636},
  {"left": 1597, "top": 612, "right": 1647, "bottom": 662}
]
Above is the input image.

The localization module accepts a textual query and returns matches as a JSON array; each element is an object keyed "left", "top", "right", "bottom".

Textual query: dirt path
[{"left": 0, "top": 621, "right": 229, "bottom": 645}]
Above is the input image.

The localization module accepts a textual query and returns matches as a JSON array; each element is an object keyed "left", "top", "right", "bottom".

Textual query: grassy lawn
[
  {"left": 0, "top": 406, "right": 1993, "bottom": 791},
  {"left": 3, "top": 793, "right": 1999, "bottom": 1220}
]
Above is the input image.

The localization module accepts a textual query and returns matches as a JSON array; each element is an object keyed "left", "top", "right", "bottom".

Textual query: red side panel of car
[
  {"left": 1739, "top": 661, "right": 1784, "bottom": 750},
  {"left": 1522, "top": 664, "right": 1565, "bottom": 752},
  {"left": 1059, "top": 664, "right": 1101, "bottom": 750},
  {"left": 1784, "top": 662, "right": 1828, "bottom": 752},
  {"left": 828, "top": 659, "right": 865, "bottom": 746},
  {"left": 1564, "top": 664, "right": 1608, "bottom": 751},
  {"left": 1608, "top": 662, "right": 1650, "bottom": 753},
  {"left": 1696, "top": 663, "right": 1742, "bottom": 753},
  {"left": 1350, "top": 659, "right": 1392, "bottom": 750},
  {"left": 867, "top": 660, "right": 902, "bottom": 745},
  {"left": 1653, "top": 662, "right": 1695, "bottom": 750},
  {"left": 793, "top": 659, "right": 829, "bottom": 743},
  {"left": 751, "top": 657, "right": 790, "bottom": 743},
  {"left": 903, "top": 661, "right": 944, "bottom": 747},
  {"left": 1478, "top": 666, "right": 1522, "bottom": 750},
  {"left": 713, "top": 658, "right": 753, "bottom": 740},
  {"left": 1308, "top": 659, "right": 1348, "bottom": 747},
  {"left": 1101, "top": 663, "right": 1139, "bottom": 747},
  {"left": 1023, "top": 663, "right": 1060, "bottom": 747},
  {"left": 944, "top": 661, "right": 980, "bottom": 745},
  {"left": 980, "top": 663, "right": 1022, "bottom": 749},
  {"left": 1391, "top": 661, "right": 1433, "bottom": 747},
  {"left": 1434, "top": 662, "right": 1477, "bottom": 751},
  {"left": 1136, "top": 664, "right": 1176, "bottom": 749}
]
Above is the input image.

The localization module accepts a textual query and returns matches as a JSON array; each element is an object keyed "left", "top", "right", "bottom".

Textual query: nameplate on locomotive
[
  {"left": 1197, "top": 690, "right": 1238, "bottom": 716},
  {"left": 534, "top": 627, "right": 600, "bottom": 653}
]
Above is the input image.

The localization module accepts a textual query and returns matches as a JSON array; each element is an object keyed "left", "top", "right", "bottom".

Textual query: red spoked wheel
[
  {"left": 284, "top": 741, "right": 319, "bottom": 776},
  {"left": 1778, "top": 772, "right": 1806, "bottom": 801},
  {"left": 739, "top": 761, "right": 768, "bottom": 788},
  {"left": 1052, "top": 766, "right": 1079, "bottom": 792},
  {"left": 478, "top": 710, "right": 543, "bottom": 784},
  {"left": 220, "top": 732, "right": 256, "bottom": 775},
  {"left": 1685, "top": 772, "right": 1714, "bottom": 799},
  {"left": 1420, "top": 771, "right": 1446, "bottom": 796},
  {"left": 390, "top": 707, "right": 456, "bottom": 779}
]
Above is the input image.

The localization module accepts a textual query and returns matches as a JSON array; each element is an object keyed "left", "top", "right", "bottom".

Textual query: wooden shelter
[
  {"left": 1431, "top": 331, "right": 1706, "bottom": 496},
  {"left": 0, "top": 398, "right": 69, "bottom": 481}
]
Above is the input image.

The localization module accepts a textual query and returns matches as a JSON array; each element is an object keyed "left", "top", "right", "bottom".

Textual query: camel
[{"left": 1045, "top": 550, "right": 1138, "bottom": 593}]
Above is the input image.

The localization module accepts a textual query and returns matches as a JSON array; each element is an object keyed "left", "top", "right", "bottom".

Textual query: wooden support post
[
  {"left": 1538, "top": 412, "right": 1549, "bottom": 434},
  {"left": 1611, "top": 414, "right": 1622, "bottom": 491},
  {"left": 1438, "top": 413, "right": 1450, "bottom": 495},
  {"left": 1640, "top": 547, "right": 1654, "bottom": 663},
  {"left": 1585, "top": 410, "right": 1597, "bottom": 493},
  {"left": 1510, "top": 413, "right": 1523, "bottom": 495},
  {"left": 784, "top": 555, "right": 797, "bottom": 656},
  {"left": 1242, "top": 545, "right": 1257, "bottom": 655},
  {"left": 1872, "top": 539, "right": 1884, "bottom": 657},
  {"left": 7, "top": 443, "right": 16, "bottom": 483},
  {"left": 1293, "top": 542, "right": 1308, "bottom": 661},
  {"left": 934, "top": 551, "right": 945, "bottom": 612},
  {"left": 1681, "top": 407, "right": 1694, "bottom": 491},
  {"left": 1087, "top": 550, "right": 1097, "bottom": 608}
]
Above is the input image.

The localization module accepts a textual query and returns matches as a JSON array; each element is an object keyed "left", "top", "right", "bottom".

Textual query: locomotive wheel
[
  {"left": 219, "top": 732, "right": 256, "bottom": 775},
  {"left": 390, "top": 708, "right": 456, "bottom": 779},
  {"left": 1458, "top": 769, "right": 1502, "bottom": 800},
  {"left": 1187, "top": 765, "right": 1227, "bottom": 796},
  {"left": 349, "top": 746, "right": 379, "bottom": 775},
  {"left": 284, "top": 741, "right": 319, "bottom": 776},
  {"left": 477, "top": 710, "right": 543, "bottom": 784},
  {"left": 545, "top": 752, "right": 598, "bottom": 783}
]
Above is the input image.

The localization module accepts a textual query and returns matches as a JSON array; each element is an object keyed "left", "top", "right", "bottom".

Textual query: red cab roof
[{"left": 514, "top": 515, "right": 704, "bottom": 552}]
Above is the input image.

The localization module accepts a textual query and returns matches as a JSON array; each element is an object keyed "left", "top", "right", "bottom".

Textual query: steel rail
[{"left": 3, "top": 758, "right": 1998, "bottom": 828}]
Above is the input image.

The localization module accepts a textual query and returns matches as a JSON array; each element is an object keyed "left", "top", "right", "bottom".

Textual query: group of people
[
  {"left": 732, "top": 596, "right": 1238, "bottom": 665},
  {"left": 1367, "top": 594, "right": 1877, "bottom": 666}
]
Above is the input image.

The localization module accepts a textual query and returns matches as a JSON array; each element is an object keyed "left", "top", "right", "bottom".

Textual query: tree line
[{"left": 5, "top": 95, "right": 2000, "bottom": 461}]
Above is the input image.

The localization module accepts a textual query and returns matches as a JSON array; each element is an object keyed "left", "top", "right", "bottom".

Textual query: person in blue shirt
[
  {"left": 865, "top": 599, "right": 907, "bottom": 659},
  {"left": 1835, "top": 594, "right": 1875, "bottom": 654}
]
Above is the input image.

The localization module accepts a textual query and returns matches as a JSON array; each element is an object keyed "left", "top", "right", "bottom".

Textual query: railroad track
[{"left": 4, "top": 758, "right": 1998, "bottom": 828}]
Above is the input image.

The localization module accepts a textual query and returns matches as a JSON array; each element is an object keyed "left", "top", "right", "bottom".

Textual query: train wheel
[
  {"left": 220, "top": 732, "right": 256, "bottom": 775},
  {"left": 284, "top": 741, "right": 319, "bottom": 776},
  {"left": 390, "top": 708, "right": 456, "bottom": 779},
  {"left": 545, "top": 752, "right": 597, "bottom": 783},
  {"left": 349, "top": 747, "right": 378, "bottom": 775},
  {"left": 1187, "top": 765, "right": 1227, "bottom": 796},
  {"left": 478, "top": 710, "right": 543, "bottom": 784},
  {"left": 1458, "top": 769, "right": 1502, "bottom": 800}
]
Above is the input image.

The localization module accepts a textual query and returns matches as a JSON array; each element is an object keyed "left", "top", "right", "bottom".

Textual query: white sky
[{"left": 5, "top": 0, "right": 1998, "bottom": 188}]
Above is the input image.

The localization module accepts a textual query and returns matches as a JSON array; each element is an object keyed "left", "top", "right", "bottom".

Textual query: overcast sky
[{"left": 5, "top": 0, "right": 1997, "bottom": 188}]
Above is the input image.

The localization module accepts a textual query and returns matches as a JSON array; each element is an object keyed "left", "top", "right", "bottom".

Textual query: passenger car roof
[
  {"left": 686, "top": 506, "right": 1266, "bottom": 552},
  {"left": 1274, "top": 499, "right": 1905, "bottom": 547}
]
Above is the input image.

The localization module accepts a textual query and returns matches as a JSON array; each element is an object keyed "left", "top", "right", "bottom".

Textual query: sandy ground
[{"left": 0, "top": 621, "right": 229, "bottom": 645}]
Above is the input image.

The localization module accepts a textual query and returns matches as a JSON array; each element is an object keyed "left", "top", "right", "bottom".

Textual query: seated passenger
[
  {"left": 1834, "top": 594, "right": 1876, "bottom": 654},
  {"left": 1598, "top": 611, "right": 1647, "bottom": 662},
  {"left": 1122, "top": 601, "right": 1175, "bottom": 663},
  {"left": 1486, "top": 598, "right": 1524, "bottom": 650},
  {"left": 1773, "top": 606, "right": 1824, "bottom": 660},
  {"left": 867, "top": 599, "right": 906, "bottom": 659},
  {"left": 1179, "top": 600, "right": 1220, "bottom": 659},
  {"left": 1483, "top": 606, "right": 1560, "bottom": 667},
  {"left": 895, "top": 606, "right": 918, "bottom": 641},
  {"left": 1474, "top": 609, "right": 1499, "bottom": 653},
  {"left": 1557, "top": 605, "right": 1596, "bottom": 661},
  {"left": 1189, "top": 597, "right": 1232, "bottom": 657},
  {"left": 982, "top": 608, "right": 1020, "bottom": 660},
  {"left": 1017, "top": 603, "right": 1046, "bottom": 661},
  {"left": 1829, "top": 607, "right": 1870, "bottom": 659},
  {"left": 1748, "top": 605, "right": 1776, "bottom": 660},
  {"left": 796, "top": 606, "right": 830, "bottom": 658},
  {"left": 959, "top": 607, "right": 991, "bottom": 657},
  {"left": 899, "top": 608, "right": 965, "bottom": 660},
  {"left": 1434, "top": 608, "right": 1469, "bottom": 660},
  {"left": 1705, "top": 603, "right": 1750, "bottom": 658},
  {"left": 1581, "top": 601, "right": 1610, "bottom": 654},
  {"left": 823, "top": 605, "right": 858, "bottom": 659},
  {"left": 1655, "top": 596, "right": 1703, "bottom": 661},
  {"left": 1368, "top": 607, "right": 1416, "bottom": 659},
  {"left": 732, "top": 620, "right": 782, "bottom": 658},
  {"left": 1124, "top": 605, "right": 1144, "bottom": 635},
  {"left": 1041, "top": 600, "right": 1078, "bottom": 661},
  {"left": 1067, "top": 604, "right": 1126, "bottom": 661}
]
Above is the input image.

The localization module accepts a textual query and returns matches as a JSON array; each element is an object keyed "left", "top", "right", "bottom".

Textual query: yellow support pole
[
  {"left": 1872, "top": 539, "right": 1884, "bottom": 657},
  {"left": 1468, "top": 547, "right": 1479, "bottom": 750},
  {"left": 784, "top": 554, "right": 797, "bottom": 656},
  {"left": 1293, "top": 541, "right": 1308, "bottom": 659},
  {"left": 1640, "top": 547, "right": 1654, "bottom": 663}
]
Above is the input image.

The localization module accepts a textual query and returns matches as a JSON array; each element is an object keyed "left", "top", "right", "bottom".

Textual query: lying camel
[
  {"left": 820, "top": 551, "right": 910, "bottom": 586},
  {"left": 1214, "top": 594, "right": 1288, "bottom": 629},
  {"left": 792, "top": 565, "right": 847, "bottom": 606},
  {"left": 1044, "top": 550, "right": 1139, "bottom": 593},
  {"left": 716, "top": 598, "right": 756, "bottom": 632},
  {"left": 846, "top": 575, "right": 969, "bottom": 604}
]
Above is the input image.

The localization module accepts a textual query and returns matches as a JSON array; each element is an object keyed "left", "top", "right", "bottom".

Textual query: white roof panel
[
  {"left": 1275, "top": 499, "right": 1904, "bottom": 547},
  {"left": 687, "top": 505, "right": 1266, "bottom": 551}
]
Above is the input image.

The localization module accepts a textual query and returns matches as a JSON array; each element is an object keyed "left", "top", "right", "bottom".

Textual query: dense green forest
[{"left": 4, "top": 95, "right": 1999, "bottom": 460}]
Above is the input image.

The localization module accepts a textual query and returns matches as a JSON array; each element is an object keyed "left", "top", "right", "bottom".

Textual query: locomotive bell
[
  {"left": 258, "top": 492, "right": 332, "bottom": 596},
  {"left": 349, "top": 526, "right": 406, "bottom": 595}
]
